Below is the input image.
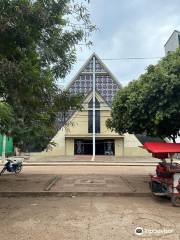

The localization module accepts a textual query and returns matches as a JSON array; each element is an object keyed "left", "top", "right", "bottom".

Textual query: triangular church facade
[
  {"left": 44, "top": 53, "right": 149, "bottom": 157},
  {"left": 67, "top": 53, "right": 121, "bottom": 103}
]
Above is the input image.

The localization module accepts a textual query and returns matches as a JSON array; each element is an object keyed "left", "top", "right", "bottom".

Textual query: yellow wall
[
  {"left": 123, "top": 133, "right": 150, "bottom": 157},
  {"left": 65, "top": 110, "right": 119, "bottom": 137},
  {"left": 42, "top": 92, "right": 150, "bottom": 157},
  {"left": 115, "top": 138, "right": 124, "bottom": 156},
  {"left": 124, "top": 147, "right": 149, "bottom": 156},
  {"left": 64, "top": 91, "right": 119, "bottom": 137},
  {"left": 65, "top": 138, "right": 74, "bottom": 156},
  {"left": 100, "top": 111, "right": 118, "bottom": 136},
  {"left": 65, "top": 110, "right": 88, "bottom": 135},
  {"left": 43, "top": 128, "right": 66, "bottom": 156}
]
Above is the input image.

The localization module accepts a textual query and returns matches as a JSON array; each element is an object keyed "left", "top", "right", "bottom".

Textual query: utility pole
[
  {"left": 92, "top": 56, "right": 96, "bottom": 161},
  {"left": 2, "top": 134, "right": 6, "bottom": 163}
]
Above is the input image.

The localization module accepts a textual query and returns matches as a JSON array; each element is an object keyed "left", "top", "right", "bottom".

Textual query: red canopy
[{"left": 143, "top": 142, "right": 180, "bottom": 154}]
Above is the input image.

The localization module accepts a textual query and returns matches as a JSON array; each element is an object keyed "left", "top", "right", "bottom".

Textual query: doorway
[{"left": 74, "top": 139, "right": 115, "bottom": 155}]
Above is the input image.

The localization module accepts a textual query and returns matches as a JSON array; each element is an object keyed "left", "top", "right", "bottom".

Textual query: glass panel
[
  {"left": 88, "top": 110, "right": 100, "bottom": 133},
  {"left": 88, "top": 110, "right": 93, "bottom": 133},
  {"left": 74, "top": 139, "right": 115, "bottom": 155},
  {"left": 95, "top": 110, "right": 100, "bottom": 133},
  {"left": 88, "top": 97, "right": 100, "bottom": 108},
  {"left": 104, "top": 140, "right": 115, "bottom": 155}
]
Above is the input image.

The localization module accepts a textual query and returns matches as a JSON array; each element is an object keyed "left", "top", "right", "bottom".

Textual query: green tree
[
  {"left": 0, "top": 102, "right": 14, "bottom": 134},
  {"left": 0, "top": 0, "right": 95, "bottom": 151},
  {"left": 54, "top": 90, "right": 83, "bottom": 127},
  {"left": 107, "top": 48, "right": 180, "bottom": 143}
]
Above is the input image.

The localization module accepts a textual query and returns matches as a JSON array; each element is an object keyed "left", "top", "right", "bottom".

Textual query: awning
[{"left": 143, "top": 142, "right": 180, "bottom": 154}]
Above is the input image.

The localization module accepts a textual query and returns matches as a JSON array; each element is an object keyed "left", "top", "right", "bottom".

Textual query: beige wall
[
  {"left": 65, "top": 94, "right": 117, "bottom": 137},
  {"left": 42, "top": 128, "right": 66, "bottom": 156},
  {"left": 65, "top": 138, "right": 74, "bottom": 156},
  {"left": 100, "top": 111, "right": 119, "bottom": 136},
  {"left": 65, "top": 111, "right": 87, "bottom": 135},
  {"left": 115, "top": 138, "right": 124, "bottom": 157},
  {"left": 42, "top": 120, "right": 150, "bottom": 157},
  {"left": 42, "top": 93, "right": 150, "bottom": 157},
  {"left": 65, "top": 109, "right": 119, "bottom": 138},
  {"left": 123, "top": 133, "right": 150, "bottom": 157},
  {"left": 124, "top": 147, "right": 149, "bottom": 156}
]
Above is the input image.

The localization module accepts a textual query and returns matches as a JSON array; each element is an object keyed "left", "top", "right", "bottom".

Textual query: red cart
[{"left": 143, "top": 142, "right": 180, "bottom": 207}]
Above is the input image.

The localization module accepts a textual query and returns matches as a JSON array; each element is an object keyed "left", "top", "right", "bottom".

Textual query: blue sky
[{"left": 59, "top": 0, "right": 180, "bottom": 88}]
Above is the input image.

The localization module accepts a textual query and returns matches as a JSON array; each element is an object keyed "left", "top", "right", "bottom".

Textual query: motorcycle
[{"left": 0, "top": 159, "right": 23, "bottom": 175}]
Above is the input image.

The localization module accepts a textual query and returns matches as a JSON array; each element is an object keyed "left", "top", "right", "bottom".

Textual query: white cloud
[{"left": 59, "top": 0, "right": 180, "bottom": 87}]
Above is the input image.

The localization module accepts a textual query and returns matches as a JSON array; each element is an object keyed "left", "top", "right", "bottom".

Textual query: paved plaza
[
  {"left": 0, "top": 174, "right": 150, "bottom": 196},
  {"left": 0, "top": 165, "right": 154, "bottom": 196},
  {"left": 0, "top": 196, "right": 179, "bottom": 240},
  {"left": 0, "top": 164, "right": 179, "bottom": 240}
]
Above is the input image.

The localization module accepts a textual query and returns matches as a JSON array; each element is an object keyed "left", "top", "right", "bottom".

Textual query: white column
[
  {"left": 92, "top": 56, "right": 96, "bottom": 161},
  {"left": 2, "top": 134, "right": 6, "bottom": 163}
]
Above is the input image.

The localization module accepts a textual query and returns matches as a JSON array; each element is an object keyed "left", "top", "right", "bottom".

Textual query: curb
[
  {"left": 0, "top": 192, "right": 152, "bottom": 197},
  {"left": 0, "top": 163, "right": 157, "bottom": 167}
]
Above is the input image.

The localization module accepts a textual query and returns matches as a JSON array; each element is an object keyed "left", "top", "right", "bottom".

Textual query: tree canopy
[
  {"left": 107, "top": 48, "right": 180, "bottom": 143},
  {"left": 0, "top": 0, "right": 95, "bottom": 151},
  {"left": 0, "top": 102, "right": 14, "bottom": 134}
]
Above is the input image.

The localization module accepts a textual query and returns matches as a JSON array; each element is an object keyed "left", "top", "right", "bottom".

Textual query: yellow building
[{"left": 45, "top": 53, "right": 148, "bottom": 157}]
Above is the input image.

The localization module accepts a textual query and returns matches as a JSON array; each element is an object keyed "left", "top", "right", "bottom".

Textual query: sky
[{"left": 59, "top": 0, "right": 180, "bottom": 88}]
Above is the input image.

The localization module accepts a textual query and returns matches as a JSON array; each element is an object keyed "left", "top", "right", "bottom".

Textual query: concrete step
[
  {"left": 0, "top": 162, "right": 158, "bottom": 166},
  {"left": 0, "top": 192, "right": 152, "bottom": 197}
]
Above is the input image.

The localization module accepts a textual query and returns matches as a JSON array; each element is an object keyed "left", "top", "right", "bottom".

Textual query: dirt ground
[{"left": 0, "top": 196, "right": 179, "bottom": 240}]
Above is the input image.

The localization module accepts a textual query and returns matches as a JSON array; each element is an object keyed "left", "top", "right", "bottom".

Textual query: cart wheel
[
  {"left": 171, "top": 195, "right": 180, "bottom": 207},
  {"left": 149, "top": 182, "right": 158, "bottom": 197},
  {"left": 0, "top": 167, "right": 6, "bottom": 176},
  {"left": 15, "top": 165, "right": 22, "bottom": 175}
]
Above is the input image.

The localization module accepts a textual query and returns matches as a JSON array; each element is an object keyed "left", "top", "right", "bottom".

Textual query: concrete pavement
[
  {"left": 0, "top": 196, "right": 179, "bottom": 240},
  {"left": 0, "top": 165, "right": 154, "bottom": 197},
  {"left": 24, "top": 155, "right": 180, "bottom": 163},
  {"left": 0, "top": 165, "right": 179, "bottom": 240},
  {"left": 0, "top": 162, "right": 158, "bottom": 167},
  {"left": 1, "top": 155, "right": 179, "bottom": 167},
  {"left": 27, "top": 155, "right": 157, "bottom": 163}
]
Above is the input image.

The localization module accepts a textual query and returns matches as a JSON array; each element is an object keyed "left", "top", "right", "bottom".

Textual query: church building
[{"left": 45, "top": 53, "right": 148, "bottom": 157}]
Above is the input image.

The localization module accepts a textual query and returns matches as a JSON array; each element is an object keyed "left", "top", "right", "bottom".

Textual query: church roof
[
  {"left": 66, "top": 53, "right": 122, "bottom": 103},
  {"left": 55, "top": 53, "right": 122, "bottom": 130}
]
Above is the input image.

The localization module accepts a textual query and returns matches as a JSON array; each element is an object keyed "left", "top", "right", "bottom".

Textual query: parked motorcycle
[{"left": 0, "top": 159, "right": 23, "bottom": 175}]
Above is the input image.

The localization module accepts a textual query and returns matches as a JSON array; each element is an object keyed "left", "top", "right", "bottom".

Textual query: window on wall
[
  {"left": 88, "top": 110, "right": 100, "bottom": 133},
  {"left": 88, "top": 97, "right": 100, "bottom": 133},
  {"left": 88, "top": 110, "right": 93, "bottom": 133},
  {"left": 88, "top": 97, "right": 100, "bottom": 108},
  {"left": 95, "top": 110, "right": 100, "bottom": 133}
]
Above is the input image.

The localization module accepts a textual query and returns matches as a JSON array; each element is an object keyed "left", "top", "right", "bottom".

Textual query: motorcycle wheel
[
  {"left": 171, "top": 195, "right": 180, "bottom": 207},
  {"left": 0, "top": 167, "right": 6, "bottom": 175},
  {"left": 15, "top": 165, "right": 22, "bottom": 174}
]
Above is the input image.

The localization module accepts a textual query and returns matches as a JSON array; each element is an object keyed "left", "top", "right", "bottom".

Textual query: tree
[
  {"left": 0, "top": 102, "right": 14, "bottom": 134},
  {"left": 107, "top": 48, "right": 180, "bottom": 142},
  {"left": 54, "top": 90, "right": 84, "bottom": 128},
  {"left": 0, "top": 0, "right": 95, "bottom": 151}
]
